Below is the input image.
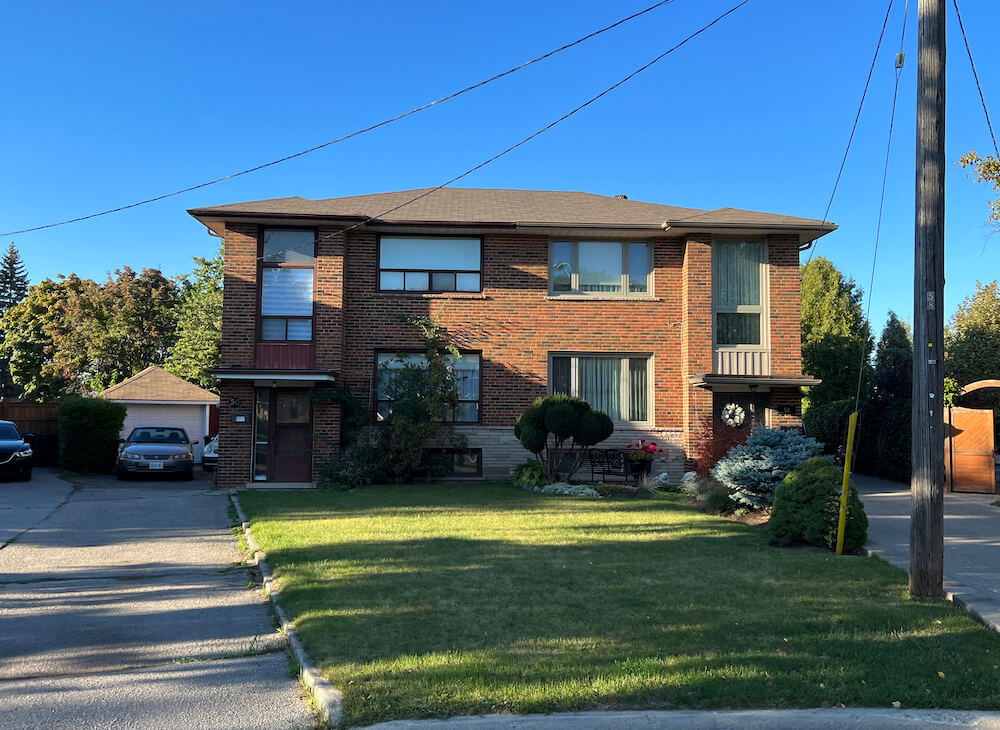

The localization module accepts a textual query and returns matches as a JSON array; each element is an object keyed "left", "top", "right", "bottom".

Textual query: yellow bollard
[{"left": 836, "top": 411, "right": 859, "bottom": 555}]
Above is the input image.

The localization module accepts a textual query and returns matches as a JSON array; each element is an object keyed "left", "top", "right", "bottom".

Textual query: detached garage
[{"left": 98, "top": 366, "right": 219, "bottom": 462}]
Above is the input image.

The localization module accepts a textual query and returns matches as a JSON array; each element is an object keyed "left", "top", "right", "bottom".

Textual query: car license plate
[{"left": 149, "top": 461, "right": 164, "bottom": 470}]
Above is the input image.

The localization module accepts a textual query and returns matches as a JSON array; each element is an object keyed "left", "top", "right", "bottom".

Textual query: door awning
[
  {"left": 212, "top": 368, "right": 336, "bottom": 386},
  {"left": 689, "top": 373, "right": 820, "bottom": 389}
]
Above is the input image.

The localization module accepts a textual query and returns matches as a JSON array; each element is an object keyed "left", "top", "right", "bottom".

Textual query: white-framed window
[
  {"left": 549, "top": 241, "right": 651, "bottom": 296},
  {"left": 259, "top": 228, "right": 315, "bottom": 341},
  {"left": 378, "top": 236, "right": 482, "bottom": 292},
  {"left": 713, "top": 239, "right": 766, "bottom": 347},
  {"left": 549, "top": 354, "right": 651, "bottom": 423},
  {"left": 376, "top": 352, "right": 481, "bottom": 423}
]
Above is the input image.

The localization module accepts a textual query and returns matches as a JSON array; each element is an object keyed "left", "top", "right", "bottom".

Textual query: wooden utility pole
[{"left": 910, "top": 0, "right": 946, "bottom": 600}]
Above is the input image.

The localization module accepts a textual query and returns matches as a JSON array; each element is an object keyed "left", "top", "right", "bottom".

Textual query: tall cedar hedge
[{"left": 59, "top": 397, "right": 127, "bottom": 473}]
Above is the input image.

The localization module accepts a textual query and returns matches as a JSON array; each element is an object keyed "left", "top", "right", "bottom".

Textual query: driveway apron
[
  {"left": 858, "top": 474, "right": 1000, "bottom": 631},
  {"left": 0, "top": 469, "right": 314, "bottom": 729}
]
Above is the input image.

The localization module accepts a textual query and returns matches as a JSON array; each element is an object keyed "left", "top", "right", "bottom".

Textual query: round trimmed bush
[{"left": 769, "top": 456, "right": 868, "bottom": 552}]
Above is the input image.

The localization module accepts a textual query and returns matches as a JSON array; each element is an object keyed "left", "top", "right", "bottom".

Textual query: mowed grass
[{"left": 239, "top": 484, "right": 1000, "bottom": 727}]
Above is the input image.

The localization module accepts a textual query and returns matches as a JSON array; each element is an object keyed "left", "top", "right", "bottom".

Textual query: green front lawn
[{"left": 240, "top": 484, "right": 1000, "bottom": 727}]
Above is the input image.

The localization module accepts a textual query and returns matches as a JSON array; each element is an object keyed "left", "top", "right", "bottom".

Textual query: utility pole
[{"left": 910, "top": 0, "right": 946, "bottom": 600}]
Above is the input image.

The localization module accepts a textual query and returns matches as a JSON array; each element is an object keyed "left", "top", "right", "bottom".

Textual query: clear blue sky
[{"left": 1, "top": 0, "right": 997, "bottom": 330}]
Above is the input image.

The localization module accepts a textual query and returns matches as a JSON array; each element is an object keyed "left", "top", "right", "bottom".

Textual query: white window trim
[
  {"left": 548, "top": 241, "right": 653, "bottom": 298},
  {"left": 712, "top": 237, "right": 770, "bottom": 351},
  {"left": 547, "top": 352, "right": 654, "bottom": 426}
]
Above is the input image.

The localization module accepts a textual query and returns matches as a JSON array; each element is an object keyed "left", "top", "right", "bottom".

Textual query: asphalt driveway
[
  {"left": 0, "top": 468, "right": 314, "bottom": 729},
  {"left": 857, "top": 474, "right": 1000, "bottom": 631}
]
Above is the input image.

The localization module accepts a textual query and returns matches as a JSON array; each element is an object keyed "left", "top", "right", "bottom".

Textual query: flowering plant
[{"left": 625, "top": 439, "right": 663, "bottom": 462}]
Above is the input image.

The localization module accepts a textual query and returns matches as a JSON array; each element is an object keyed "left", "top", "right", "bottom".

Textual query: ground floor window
[
  {"left": 423, "top": 448, "right": 483, "bottom": 476},
  {"left": 376, "top": 352, "right": 480, "bottom": 423},
  {"left": 550, "top": 354, "right": 650, "bottom": 423}
]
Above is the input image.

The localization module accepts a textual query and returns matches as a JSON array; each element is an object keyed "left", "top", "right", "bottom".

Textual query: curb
[
  {"left": 865, "top": 548, "right": 1000, "bottom": 634},
  {"left": 229, "top": 492, "right": 343, "bottom": 727},
  {"left": 357, "top": 708, "right": 1000, "bottom": 729}
]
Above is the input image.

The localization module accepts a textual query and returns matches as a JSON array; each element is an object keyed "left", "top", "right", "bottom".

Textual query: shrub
[
  {"left": 59, "top": 397, "right": 127, "bottom": 473},
  {"left": 769, "top": 456, "right": 868, "bottom": 552},
  {"left": 514, "top": 394, "right": 613, "bottom": 483},
  {"left": 691, "top": 417, "right": 748, "bottom": 477},
  {"left": 539, "top": 482, "right": 600, "bottom": 498},
  {"left": 318, "top": 442, "right": 393, "bottom": 489},
  {"left": 712, "top": 427, "right": 823, "bottom": 510},
  {"left": 682, "top": 476, "right": 736, "bottom": 514},
  {"left": 514, "top": 460, "right": 546, "bottom": 488},
  {"left": 803, "top": 399, "right": 854, "bottom": 455}
]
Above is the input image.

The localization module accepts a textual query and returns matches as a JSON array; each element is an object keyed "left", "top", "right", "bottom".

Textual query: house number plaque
[{"left": 229, "top": 398, "right": 243, "bottom": 407}]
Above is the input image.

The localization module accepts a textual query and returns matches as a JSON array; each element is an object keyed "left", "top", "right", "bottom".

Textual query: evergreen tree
[
  {"left": 0, "top": 243, "right": 29, "bottom": 315},
  {"left": 0, "top": 242, "right": 30, "bottom": 397},
  {"left": 800, "top": 257, "right": 873, "bottom": 406},
  {"left": 873, "top": 311, "right": 913, "bottom": 400}
]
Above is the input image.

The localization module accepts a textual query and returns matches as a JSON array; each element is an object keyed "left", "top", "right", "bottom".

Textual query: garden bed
[{"left": 240, "top": 483, "right": 1000, "bottom": 728}]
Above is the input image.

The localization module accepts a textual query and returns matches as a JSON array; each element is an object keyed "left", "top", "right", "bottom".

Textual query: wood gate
[{"left": 946, "top": 407, "right": 997, "bottom": 493}]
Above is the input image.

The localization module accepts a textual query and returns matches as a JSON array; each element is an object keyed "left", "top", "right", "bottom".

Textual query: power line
[
  {"left": 257, "top": 0, "right": 753, "bottom": 262},
  {"left": 807, "top": 0, "right": 895, "bottom": 265},
  {"left": 1, "top": 0, "right": 680, "bottom": 238},
  {"left": 952, "top": 0, "right": 998, "bottom": 157}
]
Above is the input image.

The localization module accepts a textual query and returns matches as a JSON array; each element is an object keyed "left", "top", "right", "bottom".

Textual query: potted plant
[{"left": 624, "top": 439, "right": 662, "bottom": 480}]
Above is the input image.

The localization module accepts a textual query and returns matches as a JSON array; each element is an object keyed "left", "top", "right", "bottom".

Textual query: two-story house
[{"left": 189, "top": 188, "right": 831, "bottom": 488}]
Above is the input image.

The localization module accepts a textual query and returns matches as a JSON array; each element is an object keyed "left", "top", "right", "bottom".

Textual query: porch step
[{"left": 242, "top": 481, "right": 317, "bottom": 490}]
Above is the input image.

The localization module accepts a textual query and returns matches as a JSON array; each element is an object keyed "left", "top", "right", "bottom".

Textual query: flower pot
[{"left": 628, "top": 459, "right": 652, "bottom": 478}]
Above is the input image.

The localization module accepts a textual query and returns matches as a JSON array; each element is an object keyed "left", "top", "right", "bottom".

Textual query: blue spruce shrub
[{"left": 711, "top": 427, "right": 823, "bottom": 509}]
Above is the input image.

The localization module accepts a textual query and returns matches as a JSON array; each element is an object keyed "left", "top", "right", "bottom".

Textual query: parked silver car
[
  {"left": 115, "top": 426, "right": 195, "bottom": 480},
  {"left": 202, "top": 435, "right": 218, "bottom": 472}
]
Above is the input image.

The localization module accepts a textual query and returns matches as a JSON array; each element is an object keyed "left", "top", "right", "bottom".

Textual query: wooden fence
[{"left": 0, "top": 401, "right": 60, "bottom": 465}]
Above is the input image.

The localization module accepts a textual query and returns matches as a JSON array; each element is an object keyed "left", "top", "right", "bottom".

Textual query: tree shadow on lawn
[{"left": 254, "top": 503, "right": 1000, "bottom": 726}]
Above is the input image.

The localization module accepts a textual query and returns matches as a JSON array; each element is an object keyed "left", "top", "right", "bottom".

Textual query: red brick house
[{"left": 188, "top": 188, "right": 831, "bottom": 488}]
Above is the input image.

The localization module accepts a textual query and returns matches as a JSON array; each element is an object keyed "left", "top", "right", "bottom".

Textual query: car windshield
[
  {"left": 0, "top": 424, "right": 21, "bottom": 440},
  {"left": 128, "top": 427, "right": 189, "bottom": 444}
]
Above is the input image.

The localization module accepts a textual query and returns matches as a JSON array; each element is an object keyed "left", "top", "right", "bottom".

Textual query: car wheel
[{"left": 181, "top": 470, "right": 194, "bottom": 481}]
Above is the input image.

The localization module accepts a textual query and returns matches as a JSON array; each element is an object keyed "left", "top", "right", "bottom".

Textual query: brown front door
[
  {"left": 271, "top": 390, "right": 312, "bottom": 482},
  {"left": 253, "top": 388, "right": 313, "bottom": 483}
]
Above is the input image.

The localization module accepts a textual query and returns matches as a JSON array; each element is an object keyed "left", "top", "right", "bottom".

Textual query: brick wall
[
  {"left": 339, "top": 232, "right": 688, "bottom": 432},
  {"left": 768, "top": 235, "right": 803, "bottom": 376},
  {"left": 220, "top": 225, "right": 257, "bottom": 369},
  {"left": 682, "top": 234, "right": 714, "bottom": 457},
  {"left": 216, "top": 381, "right": 254, "bottom": 489}
]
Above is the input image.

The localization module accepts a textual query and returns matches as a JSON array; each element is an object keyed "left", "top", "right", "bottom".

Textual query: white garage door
[{"left": 120, "top": 404, "right": 208, "bottom": 461}]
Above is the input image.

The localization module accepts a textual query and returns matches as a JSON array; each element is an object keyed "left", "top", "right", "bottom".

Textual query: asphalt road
[
  {"left": 857, "top": 474, "right": 1000, "bottom": 631},
  {"left": 0, "top": 468, "right": 315, "bottom": 729}
]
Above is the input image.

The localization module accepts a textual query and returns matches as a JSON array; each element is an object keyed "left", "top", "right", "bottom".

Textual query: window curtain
[
  {"left": 628, "top": 358, "right": 647, "bottom": 421},
  {"left": 715, "top": 241, "right": 760, "bottom": 307},
  {"left": 578, "top": 357, "right": 621, "bottom": 420}
]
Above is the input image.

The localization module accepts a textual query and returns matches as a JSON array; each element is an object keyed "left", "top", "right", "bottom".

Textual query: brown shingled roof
[
  {"left": 188, "top": 188, "right": 835, "bottom": 234},
  {"left": 98, "top": 366, "right": 219, "bottom": 404}
]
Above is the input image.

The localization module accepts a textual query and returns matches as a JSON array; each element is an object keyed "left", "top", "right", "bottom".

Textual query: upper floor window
[
  {"left": 376, "top": 352, "right": 481, "bottom": 423},
  {"left": 550, "top": 354, "right": 650, "bottom": 423},
  {"left": 379, "top": 236, "right": 482, "bottom": 292},
  {"left": 714, "top": 239, "right": 764, "bottom": 347},
  {"left": 549, "top": 241, "right": 650, "bottom": 296},
  {"left": 260, "top": 229, "right": 315, "bottom": 341}
]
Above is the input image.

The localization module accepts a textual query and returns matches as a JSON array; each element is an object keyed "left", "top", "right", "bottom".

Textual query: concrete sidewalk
[
  {"left": 857, "top": 474, "right": 1000, "bottom": 631},
  {"left": 0, "top": 469, "right": 314, "bottom": 729}
]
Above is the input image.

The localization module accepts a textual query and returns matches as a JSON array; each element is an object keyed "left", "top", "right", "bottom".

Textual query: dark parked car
[
  {"left": 201, "top": 435, "right": 218, "bottom": 472},
  {"left": 115, "top": 426, "right": 195, "bottom": 480},
  {"left": 0, "top": 420, "right": 33, "bottom": 481}
]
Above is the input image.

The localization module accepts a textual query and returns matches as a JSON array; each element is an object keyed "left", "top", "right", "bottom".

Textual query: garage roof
[{"left": 98, "top": 366, "right": 219, "bottom": 405}]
